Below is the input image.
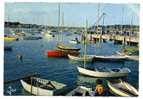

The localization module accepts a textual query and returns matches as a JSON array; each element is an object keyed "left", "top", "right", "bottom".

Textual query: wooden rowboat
[
  {"left": 77, "top": 66, "right": 130, "bottom": 78},
  {"left": 20, "top": 77, "right": 67, "bottom": 96},
  {"left": 68, "top": 54, "right": 93, "bottom": 62},
  {"left": 107, "top": 79, "right": 138, "bottom": 96}
]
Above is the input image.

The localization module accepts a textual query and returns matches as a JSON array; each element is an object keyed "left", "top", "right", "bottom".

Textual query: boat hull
[
  {"left": 77, "top": 66, "right": 129, "bottom": 78},
  {"left": 48, "top": 50, "right": 79, "bottom": 57},
  {"left": 91, "top": 55, "right": 126, "bottom": 61},
  {"left": 57, "top": 43, "right": 80, "bottom": 51},
  {"left": 20, "top": 77, "right": 67, "bottom": 96},
  {"left": 21, "top": 80, "right": 54, "bottom": 96},
  {"left": 107, "top": 80, "right": 138, "bottom": 96},
  {"left": 66, "top": 86, "right": 92, "bottom": 96},
  {"left": 68, "top": 54, "right": 93, "bottom": 62},
  {"left": 48, "top": 50, "right": 66, "bottom": 57},
  {"left": 4, "top": 37, "right": 18, "bottom": 42}
]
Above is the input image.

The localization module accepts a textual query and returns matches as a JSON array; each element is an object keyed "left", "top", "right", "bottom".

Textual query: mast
[
  {"left": 102, "top": 13, "right": 105, "bottom": 35},
  {"left": 129, "top": 15, "right": 133, "bottom": 46},
  {"left": 96, "top": 3, "right": 100, "bottom": 35},
  {"left": 121, "top": 7, "right": 125, "bottom": 50},
  {"left": 57, "top": 3, "right": 61, "bottom": 43},
  {"left": 61, "top": 11, "right": 64, "bottom": 42},
  {"left": 84, "top": 18, "right": 88, "bottom": 68},
  {"left": 97, "top": 3, "right": 101, "bottom": 48}
]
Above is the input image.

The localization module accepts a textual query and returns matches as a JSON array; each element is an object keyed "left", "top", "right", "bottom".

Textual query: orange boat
[{"left": 47, "top": 50, "right": 80, "bottom": 57}]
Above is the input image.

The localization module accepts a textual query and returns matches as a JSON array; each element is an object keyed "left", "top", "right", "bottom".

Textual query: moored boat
[
  {"left": 77, "top": 66, "right": 130, "bottom": 78},
  {"left": 48, "top": 50, "right": 80, "bottom": 57},
  {"left": 4, "top": 37, "right": 18, "bottom": 42},
  {"left": 57, "top": 43, "right": 80, "bottom": 51},
  {"left": 107, "top": 79, "right": 138, "bottom": 96},
  {"left": 116, "top": 51, "right": 139, "bottom": 61},
  {"left": 23, "top": 36, "right": 42, "bottom": 40},
  {"left": 20, "top": 77, "right": 67, "bottom": 96},
  {"left": 68, "top": 54, "right": 93, "bottom": 62},
  {"left": 69, "top": 40, "right": 78, "bottom": 44},
  {"left": 47, "top": 50, "right": 65, "bottom": 57},
  {"left": 44, "top": 32, "right": 53, "bottom": 39},
  {"left": 69, "top": 38, "right": 80, "bottom": 44},
  {"left": 66, "top": 86, "right": 92, "bottom": 96},
  {"left": 91, "top": 55, "right": 126, "bottom": 61}
]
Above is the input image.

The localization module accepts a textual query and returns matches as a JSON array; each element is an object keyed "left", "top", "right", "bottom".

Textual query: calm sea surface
[{"left": 4, "top": 28, "right": 139, "bottom": 95}]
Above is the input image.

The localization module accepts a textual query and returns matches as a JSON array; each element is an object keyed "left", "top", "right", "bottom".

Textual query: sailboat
[
  {"left": 56, "top": 4, "right": 80, "bottom": 52},
  {"left": 89, "top": 6, "right": 126, "bottom": 62},
  {"left": 68, "top": 20, "right": 93, "bottom": 62},
  {"left": 77, "top": 19, "right": 131, "bottom": 78},
  {"left": 48, "top": 4, "right": 80, "bottom": 57},
  {"left": 115, "top": 10, "right": 139, "bottom": 61}
]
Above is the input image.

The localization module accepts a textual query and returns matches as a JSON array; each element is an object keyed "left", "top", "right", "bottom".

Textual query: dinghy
[
  {"left": 107, "top": 79, "right": 138, "bottom": 96},
  {"left": 77, "top": 66, "right": 130, "bottom": 78},
  {"left": 20, "top": 77, "right": 67, "bottom": 96},
  {"left": 68, "top": 54, "right": 93, "bottom": 62},
  {"left": 66, "top": 86, "right": 92, "bottom": 96}
]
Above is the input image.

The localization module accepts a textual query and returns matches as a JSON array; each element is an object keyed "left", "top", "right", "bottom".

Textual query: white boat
[
  {"left": 107, "top": 79, "right": 138, "bottom": 96},
  {"left": 68, "top": 54, "right": 93, "bottom": 62},
  {"left": 66, "top": 86, "right": 92, "bottom": 96},
  {"left": 116, "top": 51, "right": 139, "bottom": 61},
  {"left": 91, "top": 55, "right": 127, "bottom": 61},
  {"left": 77, "top": 66, "right": 130, "bottom": 78},
  {"left": 44, "top": 32, "right": 53, "bottom": 39},
  {"left": 69, "top": 40, "right": 77, "bottom": 44},
  {"left": 77, "top": 19, "right": 130, "bottom": 78},
  {"left": 69, "top": 39, "right": 80, "bottom": 44},
  {"left": 20, "top": 77, "right": 67, "bottom": 96}
]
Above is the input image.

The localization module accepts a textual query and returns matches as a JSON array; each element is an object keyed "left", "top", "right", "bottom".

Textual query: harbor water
[{"left": 4, "top": 28, "right": 139, "bottom": 95}]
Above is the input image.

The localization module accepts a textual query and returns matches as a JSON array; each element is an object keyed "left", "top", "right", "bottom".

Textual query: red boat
[
  {"left": 47, "top": 50, "right": 80, "bottom": 57},
  {"left": 48, "top": 50, "right": 65, "bottom": 57}
]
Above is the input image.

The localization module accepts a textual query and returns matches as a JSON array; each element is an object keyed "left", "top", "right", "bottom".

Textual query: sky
[{"left": 5, "top": 2, "right": 139, "bottom": 27}]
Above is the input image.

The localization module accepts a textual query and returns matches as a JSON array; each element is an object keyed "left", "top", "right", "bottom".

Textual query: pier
[{"left": 90, "top": 34, "right": 139, "bottom": 46}]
